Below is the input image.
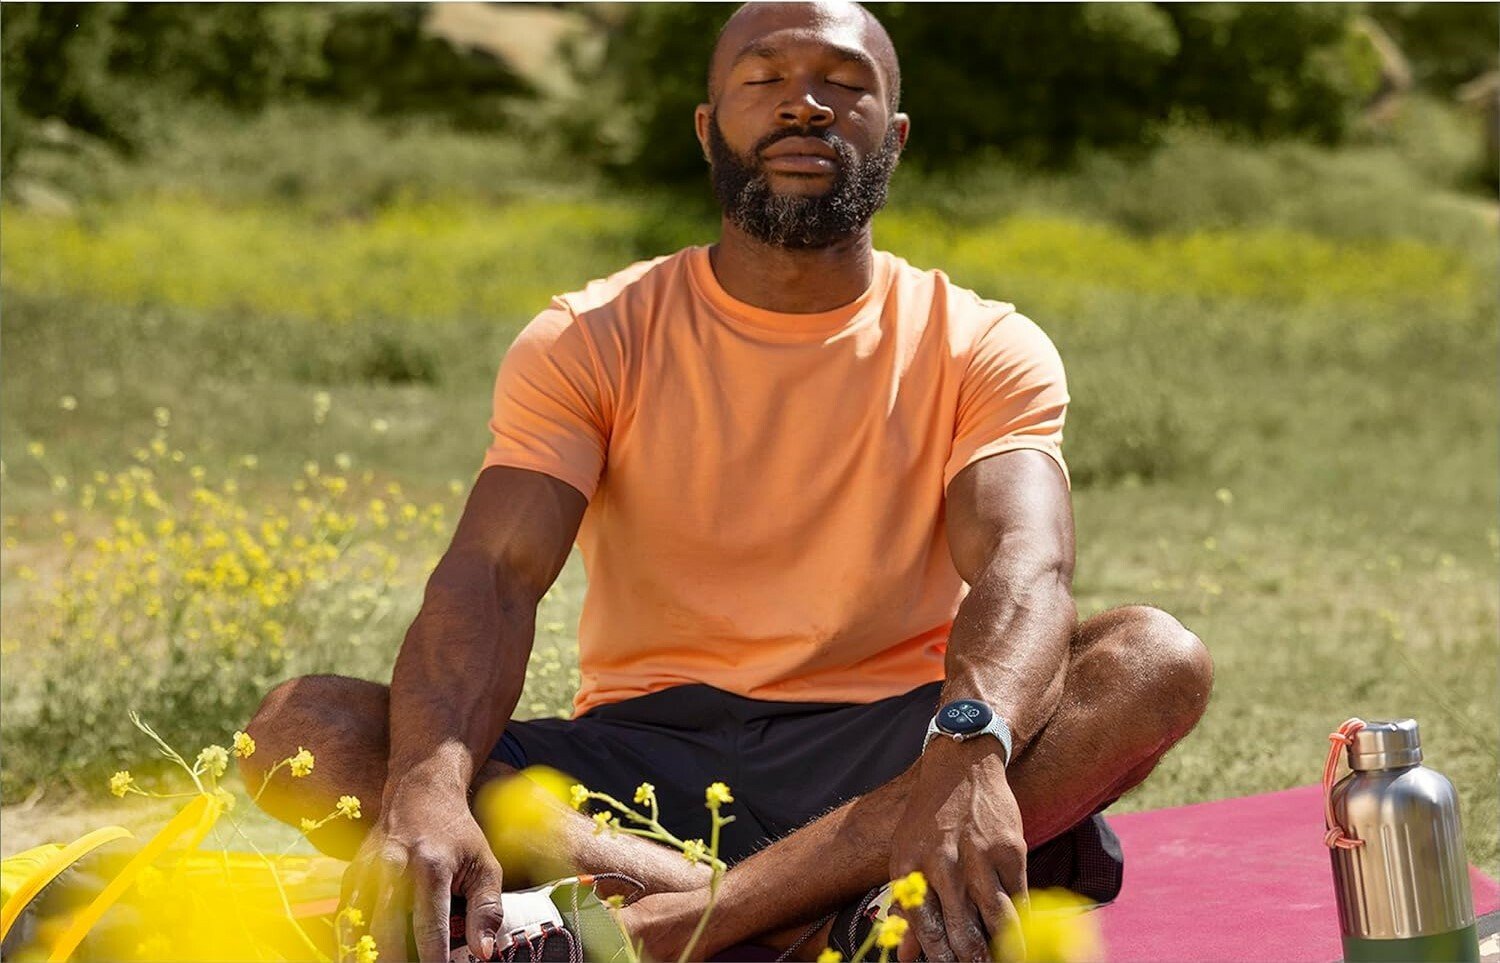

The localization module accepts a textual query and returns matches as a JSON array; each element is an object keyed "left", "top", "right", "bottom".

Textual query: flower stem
[{"left": 677, "top": 810, "right": 726, "bottom": 963}]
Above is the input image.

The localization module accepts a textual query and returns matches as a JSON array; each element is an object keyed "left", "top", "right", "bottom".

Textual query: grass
[{"left": 1, "top": 108, "right": 1496, "bottom": 876}]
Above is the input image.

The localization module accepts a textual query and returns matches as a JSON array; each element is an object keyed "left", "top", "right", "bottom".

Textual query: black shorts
[{"left": 490, "top": 681, "right": 1122, "bottom": 902}]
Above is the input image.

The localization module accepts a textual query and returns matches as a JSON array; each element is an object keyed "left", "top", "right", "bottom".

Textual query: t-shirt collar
[{"left": 687, "top": 245, "right": 890, "bottom": 338}]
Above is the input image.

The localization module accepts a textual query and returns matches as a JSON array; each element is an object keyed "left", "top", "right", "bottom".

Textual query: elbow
[{"left": 424, "top": 547, "right": 546, "bottom": 615}]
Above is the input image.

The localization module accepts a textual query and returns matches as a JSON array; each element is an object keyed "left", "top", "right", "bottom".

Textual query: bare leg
[
  {"left": 622, "top": 605, "right": 1214, "bottom": 959},
  {"left": 239, "top": 675, "right": 711, "bottom": 896}
]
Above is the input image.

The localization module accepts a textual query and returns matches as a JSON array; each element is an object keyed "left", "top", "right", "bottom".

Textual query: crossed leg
[
  {"left": 631, "top": 604, "right": 1213, "bottom": 959},
  {"left": 242, "top": 604, "right": 1211, "bottom": 958}
]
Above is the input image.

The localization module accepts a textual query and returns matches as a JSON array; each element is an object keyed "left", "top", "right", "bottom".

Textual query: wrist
[
  {"left": 382, "top": 747, "right": 473, "bottom": 807},
  {"left": 924, "top": 697, "right": 1014, "bottom": 766},
  {"left": 921, "top": 730, "right": 1009, "bottom": 769}
]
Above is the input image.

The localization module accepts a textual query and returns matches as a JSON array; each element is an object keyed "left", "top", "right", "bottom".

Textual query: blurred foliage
[
  {"left": 570, "top": 2, "right": 1384, "bottom": 183},
  {"left": 0, "top": 3, "right": 531, "bottom": 166},
  {"left": 2, "top": 186, "right": 1484, "bottom": 495},
  {"left": 1368, "top": 3, "right": 1500, "bottom": 92}
]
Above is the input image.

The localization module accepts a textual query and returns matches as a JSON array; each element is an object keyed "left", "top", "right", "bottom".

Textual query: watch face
[{"left": 937, "top": 699, "right": 993, "bottom": 736}]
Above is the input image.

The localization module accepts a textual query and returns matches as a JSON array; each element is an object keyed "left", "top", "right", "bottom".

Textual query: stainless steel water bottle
[{"left": 1326, "top": 718, "right": 1480, "bottom": 962}]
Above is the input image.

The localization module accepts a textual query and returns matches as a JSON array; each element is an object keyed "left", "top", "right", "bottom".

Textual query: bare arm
[
  {"left": 385, "top": 465, "right": 586, "bottom": 808},
  {"left": 345, "top": 466, "right": 587, "bottom": 963},
  {"left": 940, "top": 448, "right": 1076, "bottom": 752},
  {"left": 892, "top": 449, "right": 1076, "bottom": 962}
]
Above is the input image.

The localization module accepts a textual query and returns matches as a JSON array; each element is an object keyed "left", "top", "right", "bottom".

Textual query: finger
[
  {"left": 942, "top": 893, "right": 990, "bottom": 962},
  {"left": 411, "top": 858, "right": 454, "bottom": 963},
  {"left": 1006, "top": 861, "right": 1028, "bottom": 914},
  {"left": 912, "top": 879, "right": 958, "bottom": 963},
  {"left": 894, "top": 906, "right": 922, "bottom": 963},
  {"left": 978, "top": 878, "right": 1019, "bottom": 962},
  {"left": 371, "top": 853, "right": 412, "bottom": 963},
  {"left": 462, "top": 856, "right": 506, "bottom": 961},
  {"left": 340, "top": 861, "right": 377, "bottom": 961}
]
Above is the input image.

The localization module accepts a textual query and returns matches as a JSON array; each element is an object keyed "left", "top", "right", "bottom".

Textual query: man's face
[{"left": 696, "top": 3, "right": 909, "bottom": 249}]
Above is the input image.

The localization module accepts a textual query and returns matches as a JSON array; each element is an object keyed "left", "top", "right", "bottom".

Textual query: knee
[
  {"left": 238, "top": 674, "right": 361, "bottom": 781},
  {"left": 1102, "top": 606, "right": 1213, "bottom": 742},
  {"left": 238, "top": 676, "right": 305, "bottom": 783}
]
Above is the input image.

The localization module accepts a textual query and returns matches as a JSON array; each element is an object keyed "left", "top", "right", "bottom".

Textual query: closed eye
[{"left": 829, "top": 80, "right": 866, "bottom": 92}]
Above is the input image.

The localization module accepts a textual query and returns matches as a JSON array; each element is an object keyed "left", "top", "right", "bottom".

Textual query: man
[{"left": 243, "top": 2, "right": 1213, "bottom": 960}]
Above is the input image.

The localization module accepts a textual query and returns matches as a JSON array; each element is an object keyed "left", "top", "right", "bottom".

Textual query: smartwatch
[{"left": 922, "top": 699, "right": 1013, "bottom": 766}]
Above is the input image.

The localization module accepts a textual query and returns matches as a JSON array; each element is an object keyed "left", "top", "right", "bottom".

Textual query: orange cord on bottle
[{"left": 1323, "top": 717, "right": 1366, "bottom": 850}]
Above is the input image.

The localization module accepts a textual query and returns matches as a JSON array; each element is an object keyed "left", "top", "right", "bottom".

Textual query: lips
[{"left": 761, "top": 136, "right": 840, "bottom": 174}]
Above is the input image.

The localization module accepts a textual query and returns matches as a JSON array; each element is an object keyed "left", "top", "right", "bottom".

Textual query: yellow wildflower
[
  {"left": 876, "top": 915, "right": 908, "bottom": 950},
  {"left": 705, "top": 782, "right": 734, "bottom": 807},
  {"left": 109, "top": 770, "right": 134, "bottom": 798},
  {"left": 354, "top": 934, "right": 379, "bottom": 963},
  {"left": 681, "top": 839, "right": 708, "bottom": 865},
  {"left": 337, "top": 795, "right": 363, "bottom": 820},
  {"left": 342, "top": 908, "right": 365, "bottom": 928},
  {"left": 232, "top": 730, "right": 256, "bottom": 759},
  {"left": 592, "top": 811, "right": 617, "bottom": 835},
  {"left": 634, "top": 782, "right": 656, "bottom": 806},
  {"left": 569, "top": 783, "right": 589, "bottom": 810},
  {"left": 213, "top": 786, "right": 236, "bottom": 813},
  {"left": 196, "top": 745, "right": 230, "bottom": 779},
  {"left": 891, "top": 871, "right": 927, "bottom": 910},
  {"left": 289, "top": 747, "right": 315, "bottom": 777},
  {"left": 59, "top": 395, "right": 78, "bottom": 411},
  {"left": 817, "top": 950, "right": 843, "bottom": 963},
  {"left": 300, "top": 817, "right": 319, "bottom": 833},
  {"left": 152, "top": 406, "right": 171, "bottom": 427},
  {"left": 26, "top": 441, "right": 44, "bottom": 459}
]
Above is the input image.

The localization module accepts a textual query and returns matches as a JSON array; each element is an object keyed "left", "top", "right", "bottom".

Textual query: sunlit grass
[{"left": 1, "top": 199, "right": 1481, "bottom": 326}]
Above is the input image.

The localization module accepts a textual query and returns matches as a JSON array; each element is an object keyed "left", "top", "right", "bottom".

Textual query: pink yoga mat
[{"left": 1093, "top": 784, "right": 1500, "bottom": 962}]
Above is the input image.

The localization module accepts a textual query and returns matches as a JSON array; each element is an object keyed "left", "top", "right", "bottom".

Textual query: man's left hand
[{"left": 890, "top": 737, "right": 1027, "bottom": 962}]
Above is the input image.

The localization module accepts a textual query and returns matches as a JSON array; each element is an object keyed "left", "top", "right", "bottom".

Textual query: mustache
[{"left": 751, "top": 127, "right": 854, "bottom": 162}]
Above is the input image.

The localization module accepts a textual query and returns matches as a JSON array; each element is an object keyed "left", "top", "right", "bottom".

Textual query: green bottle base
[{"left": 1342, "top": 924, "right": 1480, "bottom": 962}]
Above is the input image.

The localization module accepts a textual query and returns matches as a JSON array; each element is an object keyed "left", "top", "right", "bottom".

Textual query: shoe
[
  {"left": 447, "top": 874, "right": 642, "bottom": 963},
  {"left": 823, "top": 882, "right": 904, "bottom": 962}
]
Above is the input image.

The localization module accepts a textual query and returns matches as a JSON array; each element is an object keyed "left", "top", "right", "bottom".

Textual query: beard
[{"left": 707, "top": 113, "right": 901, "bottom": 250}]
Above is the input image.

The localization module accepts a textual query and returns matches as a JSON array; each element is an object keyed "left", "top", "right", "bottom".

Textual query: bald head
[{"left": 707, "top": 1, "right": 902, "bottom": 112}]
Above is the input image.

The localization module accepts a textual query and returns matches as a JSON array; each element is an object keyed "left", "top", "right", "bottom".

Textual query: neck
[{"left": 708, "top": 219, "right": 876, "bottom": 314}]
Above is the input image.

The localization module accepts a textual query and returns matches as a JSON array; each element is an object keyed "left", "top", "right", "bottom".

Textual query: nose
[{"left": 776, "top": 89, "right": 834, "bottom": 129}]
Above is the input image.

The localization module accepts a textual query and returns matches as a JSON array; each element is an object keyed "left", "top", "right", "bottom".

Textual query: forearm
[
  {"left": 384, "top": 546, "right": 537, "bottom": 803},
  {"left": 650, "top": 786, "right": 900, "bottom": 957},
  {"left": 941, "top": 545, "right": 1076, "bottom": 752}
]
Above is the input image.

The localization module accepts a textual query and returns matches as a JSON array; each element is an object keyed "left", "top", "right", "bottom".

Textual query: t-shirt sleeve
[
  {"left": 479, "top": 301, "right": 611, "bottom": 500},
  {"left": 944, "top": 310, "right": 1070, "bottom": 490}
]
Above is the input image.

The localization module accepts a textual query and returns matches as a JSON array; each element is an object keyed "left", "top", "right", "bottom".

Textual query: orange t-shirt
[{"left": 481, "top": 245, "right": 1069, "bottom": 716}]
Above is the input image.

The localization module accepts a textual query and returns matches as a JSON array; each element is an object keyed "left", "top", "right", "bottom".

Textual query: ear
[
  {"left": 694, "top": 103, "right": 714, "bottom": 164},
  {"left": 892, "top": 112, "right": 911, "bottom": 152}
]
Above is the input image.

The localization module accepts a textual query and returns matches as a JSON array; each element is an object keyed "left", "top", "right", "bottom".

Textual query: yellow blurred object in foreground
[
  {"left": 992, "top": 888, "right": 1103, "bottom": 963},
  {"left": 475, "top": 765, "right": 578, "bottom": 881}
]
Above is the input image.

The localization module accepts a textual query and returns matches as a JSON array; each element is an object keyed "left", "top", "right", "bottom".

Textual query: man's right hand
[{"left": 341, "top": 782, "right": 505, "bottom": 963}]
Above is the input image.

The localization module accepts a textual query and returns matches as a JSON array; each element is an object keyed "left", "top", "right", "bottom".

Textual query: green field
[{"left": 1, "top": 111, "right": 1496, "bottom": 873}]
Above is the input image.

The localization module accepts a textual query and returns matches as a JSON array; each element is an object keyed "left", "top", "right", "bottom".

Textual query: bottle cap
[{"left": 1347, "top": 718, "right": 1423, "bottom": 771}]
